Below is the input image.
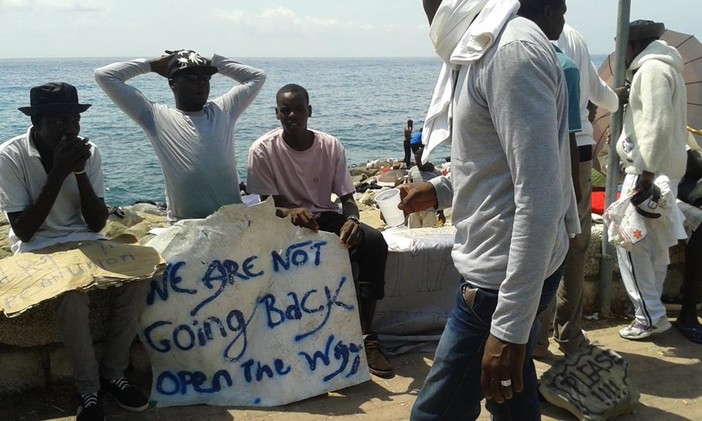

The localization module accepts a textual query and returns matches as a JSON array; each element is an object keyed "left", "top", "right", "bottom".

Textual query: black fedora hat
[
  {"left": 629, "top": 20, "right": 665, "bottom": 41},
  {"left": 18, "top": 82, "right": 91, "bottom": 116}
]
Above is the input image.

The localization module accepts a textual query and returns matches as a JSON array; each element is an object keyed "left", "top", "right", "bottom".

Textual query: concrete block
[
  {"left": 0, "top": 289, "right": 112, "bottom": 348},
  {"left": 662, "top": 265, "right": 685, "bottom": 301},
  {"left": 0, "top": 302, "right": 62, "bottom": 347},
  {"left": 0, "top": 349, "right": 45, "bottom": 394}
]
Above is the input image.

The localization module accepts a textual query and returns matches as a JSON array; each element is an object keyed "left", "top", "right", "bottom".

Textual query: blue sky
[{"left": 0, "top": 0, "right": 698, "bottom": 58}]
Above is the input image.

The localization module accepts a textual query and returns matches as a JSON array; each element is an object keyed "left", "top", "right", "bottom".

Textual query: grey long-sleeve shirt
[
  {"left": 95, "top": 55, "right": 266, "bottom": 221},
  {"left": 431, "top": 16, "right": 573, "bottom": 344}
]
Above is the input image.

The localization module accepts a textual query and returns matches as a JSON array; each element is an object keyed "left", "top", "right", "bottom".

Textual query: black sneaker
[
  {"left": 100, "top": 377, "right": 149, "bottom": 412},
  {"left": 364, "top": 334, "right": 394, "bottom": 378},
  {"left": 77, "top": 392, "right": 104, "bottom": 421}
]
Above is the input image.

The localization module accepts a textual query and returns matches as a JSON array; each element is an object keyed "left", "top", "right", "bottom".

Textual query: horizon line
[{"left": 0, "top": 53, "right": 612, "bottom": 61}]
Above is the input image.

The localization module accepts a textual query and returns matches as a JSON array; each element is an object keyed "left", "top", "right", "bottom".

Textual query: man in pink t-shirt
[{"left": 247, "top": 84, "right": 393, "bottom": 378}]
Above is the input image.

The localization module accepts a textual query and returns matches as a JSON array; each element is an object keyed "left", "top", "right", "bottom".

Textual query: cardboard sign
[
  {"left": 0, "top": 240, "right": 165, "bottom": 317},
  {"left": 539, "top": 346, "right": 640, "bottom": 420},
  {"left": 141, "top": 200, "right": 369, "bottom": 407}
]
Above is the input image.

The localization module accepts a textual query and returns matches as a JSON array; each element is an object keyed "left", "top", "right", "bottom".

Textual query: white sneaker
[
  {"left": 619, "top": 318, "right": 671, "bottom": 340},
  {"left": 654, "top": 317, "right": 673, "bottom": 333}
]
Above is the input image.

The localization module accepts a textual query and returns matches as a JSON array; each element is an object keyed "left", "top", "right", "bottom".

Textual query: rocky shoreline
[
  {"left": 0, "top": 159, "right": 451, "bottom": 259},
  {"left": 0, "top": 191, "right": 402, "bottom": 259}
]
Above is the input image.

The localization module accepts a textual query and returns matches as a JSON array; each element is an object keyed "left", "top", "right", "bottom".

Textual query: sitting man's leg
[
  {"left": 55, "top": 291, "right": 104, "bottom": 421},
  {"left": 316, "top": 212, "right": 393, "bottom": 378},
  {"left": 354, "top": 221, "right": 393, "bottom": 378},
  {"left": 56, "top": 281, "right": 149, "bottom": 421},
  {"left": 99, "top": 281, "right": 150, "bottom": 412}
]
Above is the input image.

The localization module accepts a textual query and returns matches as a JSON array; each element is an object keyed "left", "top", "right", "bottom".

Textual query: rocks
[
  {"left": 0, "top": 349, "right": 46, "bottom": 394},
  {"left": 376, "top": 169, "right": 408, "bottom": 187},
  {"left": 0, "top": 214, "right": 11, "bottom": 260}
]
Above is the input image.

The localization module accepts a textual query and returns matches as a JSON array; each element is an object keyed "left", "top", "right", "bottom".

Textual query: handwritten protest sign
[
  {"left": 539, "top": 346, "right": 639, "bottom": 420},
  {"left": 141, "top": 199, "right": 370, "bottom": 407},
  {"left": 0, "top": 240, "right": 165, "bottom": 317}
]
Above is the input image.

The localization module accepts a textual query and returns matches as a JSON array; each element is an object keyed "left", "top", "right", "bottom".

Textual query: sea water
[{"left": 0, "top": 55, "right": 606, "bottom": 206}]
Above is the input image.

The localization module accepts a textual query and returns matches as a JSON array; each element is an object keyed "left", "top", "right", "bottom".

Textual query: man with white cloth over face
[{"left": 401, "top": 0, "right": 577, "bottom": 419}]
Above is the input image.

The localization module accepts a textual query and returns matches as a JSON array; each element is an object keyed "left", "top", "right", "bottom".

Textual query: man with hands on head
[
  {"left": 247, "top": 84, "right": 393, "bottom": 379},
  {"left": 0, "top": 83, "right": 148, "bottom": 421},
  {"left": 95, "top": 49, "right": 266, "bottom": 222},
  {"left": 407, "top": 0, "right": 576, "bottom": 419}
]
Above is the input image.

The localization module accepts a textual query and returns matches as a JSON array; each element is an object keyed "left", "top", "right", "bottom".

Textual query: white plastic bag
[{"left": 603, "top": 194, "right": 647, "bottom": 249}]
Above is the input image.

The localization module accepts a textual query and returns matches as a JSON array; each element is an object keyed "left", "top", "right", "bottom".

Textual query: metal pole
[{"left": 599, "top": 0, "right": 631, "bottom": 318}]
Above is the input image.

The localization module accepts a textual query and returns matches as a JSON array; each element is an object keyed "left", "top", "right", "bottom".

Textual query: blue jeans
[{"left": 411, "top": 267, "right": 563, "bottom": 421}]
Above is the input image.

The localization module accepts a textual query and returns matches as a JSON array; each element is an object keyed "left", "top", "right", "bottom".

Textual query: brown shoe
[{"left": 364, "top": 334, "right": 394, "bottom": 378}]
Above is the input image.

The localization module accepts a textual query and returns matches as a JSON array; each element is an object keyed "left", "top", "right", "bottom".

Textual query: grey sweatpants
[
  {"left": 537, "top": 159, "right": 592, "bottom": 354},
  {"left": 55, "top": 281, "right": 149, "bottom": 395}
]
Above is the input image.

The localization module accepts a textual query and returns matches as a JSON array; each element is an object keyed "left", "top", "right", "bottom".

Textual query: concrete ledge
[{"left": 0, "top": 218, "right": 688, "bottom": 395}]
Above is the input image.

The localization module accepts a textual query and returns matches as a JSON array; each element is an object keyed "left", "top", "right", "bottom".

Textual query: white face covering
[{"left": 430, "top": 0, "right": 519, "bottom": 66}]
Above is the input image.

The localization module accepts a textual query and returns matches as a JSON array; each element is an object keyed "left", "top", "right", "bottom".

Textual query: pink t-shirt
[{"left": 247, "top": 128, "right": 355, "bottom": 216}]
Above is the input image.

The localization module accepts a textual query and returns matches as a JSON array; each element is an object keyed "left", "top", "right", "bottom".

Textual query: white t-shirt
[
  {"left": 0, "top": 128, "right": 106, "bottom": 253},
  {"left": 557, "top": 24, "right": 619, "bottom": 147},
  {"left": 247, "top": 128, "right": 355, "bottom": 217}
]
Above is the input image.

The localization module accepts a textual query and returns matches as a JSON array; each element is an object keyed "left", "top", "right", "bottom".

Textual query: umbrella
[{"left": 592, "top": 29, "right": 702, "bottom": 172}]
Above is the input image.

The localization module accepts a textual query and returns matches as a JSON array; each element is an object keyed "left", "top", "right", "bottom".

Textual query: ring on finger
[{"left": 500, "top": 379, "right": 512, "bottom": 387}]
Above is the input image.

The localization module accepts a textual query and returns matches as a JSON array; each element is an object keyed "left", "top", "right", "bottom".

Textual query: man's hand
[
  {"left": 339, "top": 219, "right": 362, "bottom": 249},
  {"left": 284, "top": 208, "right": 319, "bottom": 232},
  {"left": 438, "top": 210, "right": 446, "bottom": 225},
  {"left": 480, "top": 334, "right": 526, "bottom": 403},
  {"left": 398, "top": 182, "right": 438, "bottom": 214},
  {"left": 614, "top": 85, "right": 630, "bottom": 106},
  {"left": 52, "top": 136, "right": 91, "bottom": 178},
  {"left": 149, "top": 51, "right": 176, "bottom": 78},
  {"left": 635, "top": 171, "right": 655, "bottom": 193}
]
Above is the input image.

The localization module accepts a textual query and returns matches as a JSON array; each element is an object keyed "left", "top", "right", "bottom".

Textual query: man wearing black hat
[
  {"left": 95, "top": 50, "right": 266, "bottom": 222},
  {"left": 0, "top": 83, "right": 148, "bottom": 420},
  {"left": 614, "top": 20, "right": 688, "bottom": 340}
]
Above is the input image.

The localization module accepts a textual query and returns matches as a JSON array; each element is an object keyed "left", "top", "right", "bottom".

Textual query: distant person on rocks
[
  {"left": 614, "top": 20, "right": 688, "bottom": 341},
  {"left": 402, "top": 0, "right": 576, "bottom": 419},
  {"left": 246, "top": 83, "right": 393, "bottom": 379},
  {"left": 403, "top": 119, "right": 414, "bottom": 168},
  {"left": 407, "top": 143, "right": 444, "bottom": 228},
  {"left": 95, "top": 50, "right": 266, "bottom": 222},
  {"left": 410, "top": 127, "right": 423, "bottom": 156},
  {"left": 0, "top": 83, "right": 148, "bottom": 421}
]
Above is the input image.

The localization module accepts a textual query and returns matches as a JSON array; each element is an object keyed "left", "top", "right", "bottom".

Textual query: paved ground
[{"left": 4, "top": 314, "right": 702, "bottom": 421}]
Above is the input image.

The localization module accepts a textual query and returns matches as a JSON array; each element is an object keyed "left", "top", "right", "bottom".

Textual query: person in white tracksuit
[{"left": 615, "top": 20, "right": 688, "bottom": 340}]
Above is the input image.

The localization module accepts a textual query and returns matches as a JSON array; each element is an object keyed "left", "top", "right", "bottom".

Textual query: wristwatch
[{"left": 347, "top": 216, "right": 361, "bottom": 225}]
